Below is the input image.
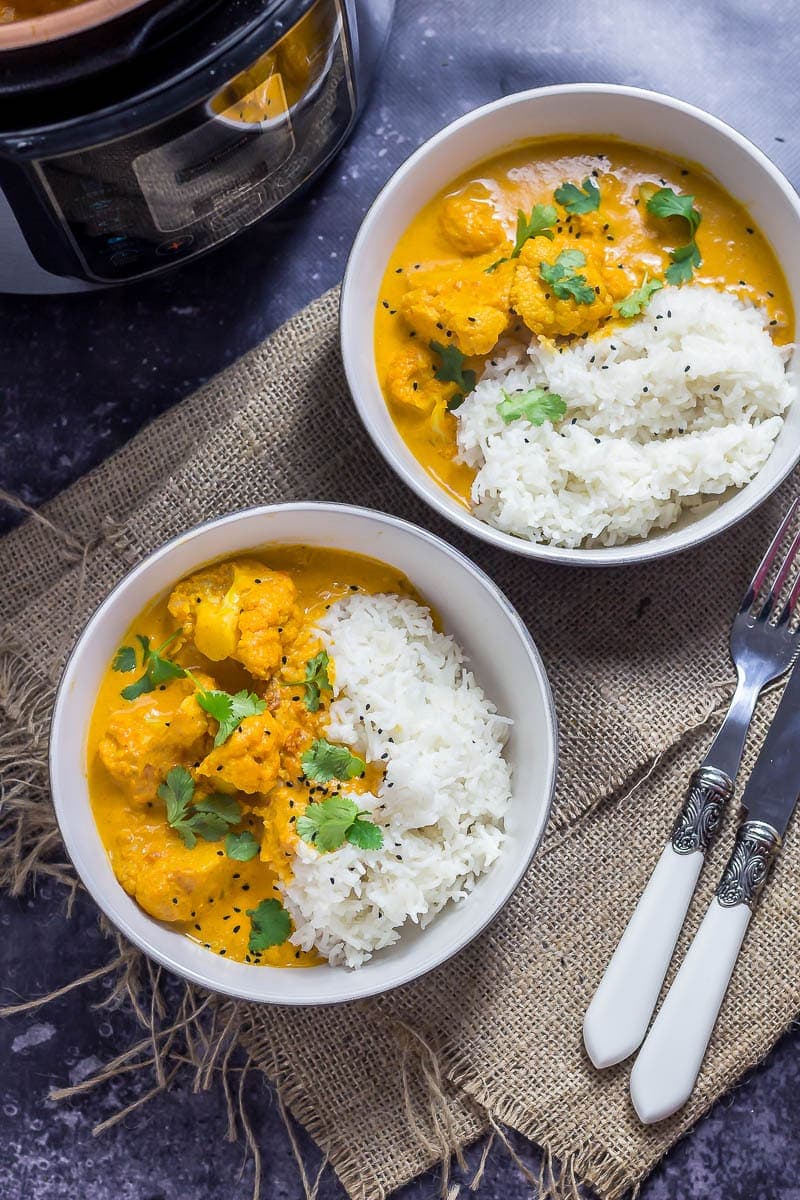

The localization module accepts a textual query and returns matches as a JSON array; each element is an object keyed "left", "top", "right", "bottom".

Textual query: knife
[{"left": 630, "top": 651, "right": 800, "bottom": 1124}]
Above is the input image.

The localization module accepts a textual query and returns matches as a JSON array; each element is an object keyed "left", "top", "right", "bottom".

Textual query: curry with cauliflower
[
  {"left": 375, "top": 136, "right": 794, "bottom": 506},
  {"left": 87, "top": 546, "right": 418, "bottom": 967}
]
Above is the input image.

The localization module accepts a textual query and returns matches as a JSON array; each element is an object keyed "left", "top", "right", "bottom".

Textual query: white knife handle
[
  {"left": 630, "top": 819, "right": 782, "bottom": 1124},
  {"left": 583, "top": 766, "right": 733, "bottom": 1070},
  {"left": 583, "top": 844, "right": 703, "bottom": 1068}
]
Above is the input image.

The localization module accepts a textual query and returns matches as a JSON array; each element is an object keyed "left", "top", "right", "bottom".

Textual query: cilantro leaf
[
  {"left": 225, "top": 830, "right": 260, "bottom": 861},
  {"left": 247, "top": 899, "right": 291, "bottom": 952},
  {"left": 297, "top": 795, "right": 360, "bottom": 851},
  {"left": 614, "top": 276, "right": 664, "bottom": 319},
  {"left": 645, "top": 186, "right": 703, "bottom": 285},
  {"left": 302, "top": 738, "right": 366, "bottom": 783},
  {"left": 539, "top": 250, "right": 595, "bottom": 305},
  {"left": 119, "top": 630, "right": 186, "bottom": 701},
  {"left": 665, "top": 240, "right": 702, "bottom": 285},
  {"left": 429, "top": 339, "right": 476, "bottom": 411},
  {"left": 157, "top": 769, "right": 240, "bottom": 849},
  {"left": 512, "top": 203, "right": 558, "bottom": 253},
  {"left": 284, "top": 650, "right": 333, "bottom": 712},
  {"left": 194, "top": 685, "right": 266, "bottom": 746},
  {"left": 485, "top": 203, "right": 556, "bottom": 273},
  {"left": 194, "top": 793, "right": 242, "bottom": 824},
  {"left": 645, "top": 186, "right": 702, "bottom": 237},
  {"left": 119, "top": 674, "right": 156, "bottom": 702},
  {"left": 554, "top": 177, "right": 601, "bottom": 215},
  {"left": 112, "top": 645, "right": 137, "bottom": 673},
  {"left": 158, "top": 766, "right": 199, "bottom": 847},
  {"left": 346, "top": 818, "right": 385, "bottom": 850},
  {"left": 540, "top": 249, "right": 585, "bottom": 279},
  {"left": 158, "top": 766, "right": 194, "bottom": 826},
  {"left": 497, "top": 388, "right": 566, "bottom": 426},
  {"left": 183, "top": 812, "right": 229, "bottom": 843},
  {"left": 297, "top": 794, "right": 383, "bottom": 853}
]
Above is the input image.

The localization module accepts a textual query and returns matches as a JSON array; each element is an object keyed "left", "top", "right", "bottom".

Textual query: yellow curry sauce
[
  {"left": 87, "top": 546, "right": 420, "bottom": 967},
  {"left": 374, "top": 136, "right": 795, "bottom": 507}
]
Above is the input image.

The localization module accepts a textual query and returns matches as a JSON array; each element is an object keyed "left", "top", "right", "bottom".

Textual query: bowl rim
[
  {"left": 50, "top": 501, "right": 558, "bottom": 1005},
  {"left": 340, "top": 82, "right": 800, "bottom": 567}
]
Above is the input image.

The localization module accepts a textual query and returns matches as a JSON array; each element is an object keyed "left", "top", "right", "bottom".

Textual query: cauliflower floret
[
  {"left": 112, "top": 825, "right": 231, "bottom": 922},
  {"left": 384, "top": 343, "right": 457, "bottom": 414},
  {"left": 399, "top": 256, "right": 514, "bottom": 356},
  {"left": 439, "top": 185, "right": 505, "bottom": 255},
  {"left": 168, "top": 559, "right": 300, "bottom": 680},
  {"left": 98, "top": 676, "right": 214, "bottom": 805},
  {"left": 511, "top": 233, "right": 624, "bottom": 340},
  {"left": 196, "top": 709, "right": 285, "bottom": 795}
]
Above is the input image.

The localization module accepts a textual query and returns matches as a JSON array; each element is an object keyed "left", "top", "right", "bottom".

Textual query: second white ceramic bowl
[
  {"left": 341, "top": 84, "right": 800, "bottom": 566},
  {"left": 50, "top": 503, "right": 556, "bottom": 1005}
]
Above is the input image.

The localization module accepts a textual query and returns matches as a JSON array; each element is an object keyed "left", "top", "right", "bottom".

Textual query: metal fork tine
[
  {"left": 784, "top": 565, "right": 800, "bottom": 625},
  {"left": 742, "top": 495, "right": 800, "bottom": 614},
  {"left": 769, "top": 527, "right": 800, "bottom": 623}
]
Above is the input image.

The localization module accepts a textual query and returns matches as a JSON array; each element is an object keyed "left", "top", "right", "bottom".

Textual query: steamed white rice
[
  {"left": 280, "top": 593, "right": 512, "bottom": 968},
  {"left": 455, "top": 285, "right": 795, "bottom": 548}
]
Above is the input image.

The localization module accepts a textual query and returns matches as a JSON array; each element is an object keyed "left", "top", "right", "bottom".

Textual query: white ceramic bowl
[
  {"left": 341, "top": 84, "right": 800, "bottom": 566},
  {"left": 50, "top": 504, "right": 556, "bottom": 1005}
]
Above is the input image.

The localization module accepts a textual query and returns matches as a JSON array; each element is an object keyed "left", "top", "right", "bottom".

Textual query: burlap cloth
[{"left": 2, "top": 287, "right": 799, "bottom": 1199}]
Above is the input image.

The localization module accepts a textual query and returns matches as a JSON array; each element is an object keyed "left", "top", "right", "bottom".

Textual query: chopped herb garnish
[
  {"left": 665, "top": 240, "right": 702, "bottom": 285},
  {"left": 429, "top": 339, "right": 476, "bottom": 410},
  {"left": 539, "top": 250, "right": 595, "bottom": 305},
  {"left": 485, "top": 203, "right": 557, "bottom": 273},
  {"left": 246, "top": 898, "right": 291, "bottom": 952},
  {"left": 497, "top": 388, "right": 567, "bottom": 426},
  {"left": 157, "top": 766, "right": 242, "bottom": 849},
  {"left": 112, "top": 645, "right": 137, "bottom": 673},
  {"left": 119, "top": 631, "right": 185, "bottom": 700},
  {"left": 189, "top": 678, "right": 266, "bottom": 747},
  {"left": 296, "top": 794, "right": 384, "bottom": 853},
  {"left": 301, "top": 738, "right": 366, "bottom": 783},
  {"left": 284, "top": 650, "right": 332, "bottom": 712},
  {"left": 225, "top": 830, "right": 260, "bottom": 861},
  {"left": 644, "top": 186, "right": 703, "bottom": 285},
  {"left": 554, "top": 177, "right": 601, "bottom": 214},
  {"left": 614, "top": 276, "right": 664, "bottom": 318}
]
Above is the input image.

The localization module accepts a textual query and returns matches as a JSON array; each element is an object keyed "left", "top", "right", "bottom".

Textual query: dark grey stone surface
[{"left": 2, "top": 1, "right": 800, "bottom": 1197}]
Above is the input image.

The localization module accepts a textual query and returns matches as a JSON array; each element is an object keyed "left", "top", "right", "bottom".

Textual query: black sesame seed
[{"left": 233, "top": 925, "right": 241, "bottom": 934}]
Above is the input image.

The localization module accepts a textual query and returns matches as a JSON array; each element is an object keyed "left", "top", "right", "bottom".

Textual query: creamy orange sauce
[
  {"left": 87, "top": 546, "right": 421, "bottom": 967},
  {"left": 374, "top": 136, "right": 795, "bottom": 508}
]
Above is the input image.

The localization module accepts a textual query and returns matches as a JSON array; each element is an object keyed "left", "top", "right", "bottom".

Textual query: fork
[{"left": 583, "top": 497, "right": 800, "bottom": 1070}]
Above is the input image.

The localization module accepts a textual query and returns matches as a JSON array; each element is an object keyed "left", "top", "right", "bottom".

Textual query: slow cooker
[{"left": 0, "top": 0, "right": 393, "bottom": 291}]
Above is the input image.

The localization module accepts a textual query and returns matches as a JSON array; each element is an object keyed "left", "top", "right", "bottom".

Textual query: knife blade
[{"left": 737, "top": 648, "right": 800, "bottom": 837}]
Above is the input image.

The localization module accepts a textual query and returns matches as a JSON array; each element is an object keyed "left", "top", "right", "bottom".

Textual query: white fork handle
[
  {"left": 630, "top": 818, "right": 781, "bottom": 1123},
  {"left": 583, "top": 843, "right": 703, "bottom": 1069},
  {"left": 630, "top": 898, "right": 750, "bottom": 1123}
]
